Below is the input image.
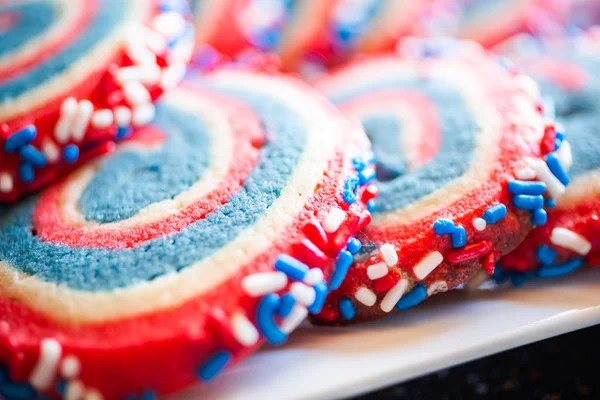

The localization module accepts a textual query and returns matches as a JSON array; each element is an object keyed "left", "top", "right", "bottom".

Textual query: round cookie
[
  {"left": 313, "top": 38, "right": 570, "bottom": 324},
  {"left": 0, "top": 69, "right": 374, "bottom": 398},
  {"left": 496, "top": 30, "right": 599, "bottom": 281},
  {"left": 0, "top": 0, "right": 194, "bottom": 202}
]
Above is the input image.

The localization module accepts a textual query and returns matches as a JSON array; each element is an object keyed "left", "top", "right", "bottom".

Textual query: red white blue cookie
[
  {"left": 0, "top": 68, "right": 374, "bottom": 399},
  {"left": 313, "top": 38, "right": 570, "bottom": 323},
  {"left": 422, "top": 0, "right": 572, "bottom": 48},
  {"left": 0, "top": 0, "right": 193, "bottom": 202},
  {"left": 495, "top": 30, "right": 599, "bottom": 283}
]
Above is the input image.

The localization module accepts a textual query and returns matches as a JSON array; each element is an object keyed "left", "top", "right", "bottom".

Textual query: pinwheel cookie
[
  {"left": 313, "top": 38, "right": 571, "bottom": 324},
  {"left": 0, "top": 69, "right": 374, "bottom": 398},
  {"left": 497, "top": 30, "right": 599, "bottom": 282},
  {"left": 0, "top": 0, "right": 193, "bottom": 202}
]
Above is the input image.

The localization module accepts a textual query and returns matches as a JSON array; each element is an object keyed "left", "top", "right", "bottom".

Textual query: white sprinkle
[
  {"left": 551, "top": 228, "right": 592, "bottom": 255},
  {"left": 290, "top": 282, "right": 316, "bottom": 306},
  {"left": 472, "top": 218, "right": 487, "bottom": 231},
  {"left": 30, "top": 338, "right": 62, "bottom": 390},
  {"left": 427, "top": 281, "right": 448, "bottom": 296},
  {"left": 127, "top": 44, "right": 156, "bottom": 67},
  {"left": 231, "top": 313, "right": 259, "bottom": 347},
  {"left": 465, "top": 270, "right": 490, "bottom": 291},
  {"left": 380, "top": 243, "right": 398, "bottom": 267},
  {"left": 241, "top": 272, "right": 288, "bottom": 297},
  {"left": 413, "top": 251, "right": 444, "bottom": 280},
  {"left": 42, "top": 140, "right": 60, "bottom": 163},
  {"left": 323, "top": 208, "right": 346, "bottom": 233},
  {"left": 557, "top": 140, "right": 573, "bottom": 170},
  {"left": 161, "top": 62, "right": 186, "bottom": 90},
  {"left": 132, "top": 103, "right": 156, "bottom": 126},
  {"left": 124, "top": 81, "right": 151, "bottom": 107},
  {"left": 60, "top": 355, "right": 81, "bottom": 379},
  {"left": 280, "top": 305, "right": 308, "bottom": 334},
  {"left": 153, "top": 11, "right": 185, "bottom": 38},
  {"left": 116, "top": 66, "right": 143, "bottom": 84},
  {"left": 367, "top": 262, "right": 388, "bottom": 280},
  {"left": 139, "top": 64, "right": 162, "bottom": 85},
  {"left": 141, "top": 26, "right": 167, "bottom": 54},
  {"left": 516, "top": 74, "right": 541, "bottom": 99},
  {"left": 0, "top": 173, "right": 13, "bottom": 193},
  {"left": 84, "top": 389, "right": 104, "bottom": 400},
  {"left": 70, "top": 100, "right": 94, "bottom": 142},
  {"left": 354, "top": 287, "right": 377, "bottom": 306},
  {"left": 526, "top": 157, "right": 565, "bottom": 199},
  {"left": 380, "top": 279, "right": 408, "bottom": 313},
  {"left": 91, "top": 109, "right": 114, "bottom": 129},
  {"left": 515, "top": 166, "right": 537, "bottom": 180},
  {"left": 54, "top": 97, "right": 78, "bottom": 144},
  {"left": 303, "top": 268, "right": 324, "bottom": 285},
  {"left": 114, "top": 106, "right": 132, "bottom": 127},
  {"left": 65, "top": 380, "right": 85, "bottom": 400}
]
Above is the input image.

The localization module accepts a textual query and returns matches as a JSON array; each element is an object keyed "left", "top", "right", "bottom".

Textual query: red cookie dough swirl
[
  {"left": 313, "top": 38, "right": 570, "bottom": 324},
  {"left": 0, "top": 69, "right": 374, "bottom": 399},
  {"left": 495, "top": 30, "right": 600, "bottom": 282},
  {"left": 0, "top": 0, "right": 194, "bottom": 202}
]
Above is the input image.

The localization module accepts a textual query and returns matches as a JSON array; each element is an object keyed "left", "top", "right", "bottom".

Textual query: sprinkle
[
  {"left": 395, "top": 283, "right": 427, "bottom": 310},
  {"left": 451, "top": 226, "right": 467, "bottom": 248},
  {"left": 91, "top": 109, "right": 114, "bottom": 129},
  {"left": 427, "top": 281, "right": 448, "bottom": 296},
  {"left": 346, "top": 237, "right": 362, "bottom": 255},
  {"left": 329, "top": 250, "right": 353, "bottom": 290},
  {"left": 380, "top": 279, "right": 408, "bottom": 312},
  {"left": 18, "top": 144, "right": 46, "bottom": 167},
  {"left": 446, "top": 241, "right": 493, "bottom": 264},
  {"left": 280, "top": 305, "right": 308, "bottom": 334},
  {"left": 308, "top": 282, "right": 327, "bottom": 314},
  {"left": 482, "top": 250, "right": 500, "bottom": 275},
  {"left": 42, "top": 140, "right": 60, "bottom": 162},
  {"left": 18, "top": 163, "right": 34, "bottom": 183},
  {"left": 60, "top": 356, "right": 81, "bottom": 379},
  {"left": 231, "top": 313, "right": 259, "bottom": 346},
  {"left": 413, "top": 251, "right": 444, "bottom": 279},
  {"left": 275, "top": 254, "right": 309, "bottom": 280},
  {"left": 352, "top": 155, "right": 367, "bottom": 171},
  {"left": 323, "top": 208, "right": 346, "bottom": 233},
  {"left": 70, "top": 100, "right": 93, "bottom": 142},
  {"left": 515, "top": 167, "right": 537, "bottom": 180},
  {"left": 295, "top": 239, "right": 328, "bottom": 267},
  {"left": 508, "top": 180, "right": 546, "bottom": 195},
  {"left": 540, "top": 124, "right": 557, "bottom": 155},
  {"left": 367, "top": 262, "right": 388, "bottom": 280},
  {"left": 433, "top": 218, "right": 455, "bottom": 235},
  {"left": 197, "top": 351, "right": 232, "bottom": 381},
  {"left": 278, "top": 293, "right": 296, "bottom": 317},
  {"left": 465, "top": 269, "right": 491, "bottom": 291},
  {"left": 483, "top": 204, "right": 507, "bottom": 224},
  {"left": 85, "top": 389, "right": 104, "bottom": 400},
  {"left": 54, "top": 98, "right": 78, "bottom": 143},
  {"left": 132, "top": 104, "right": 156, "bottom": 126},
  {"left": 116, "top": 126, "right": 132, "bottom": 140},
  {"left": 342, "top": 176, "right": 359, "bottom": 204},
  {"left": 0, "top": 173, "right": 13, "bottom": 193},
  {"left": 65, "top": 380, "right": 85, "bottom": 400},
  {"left": 339, "top": 298, "right": 356, "bottom": 320},
  {"left": 367, "top": 199, "right": 376, "bottom": 213},
  {"left": 513, "top": 194, "right": 544, "bottom": 210},
  {"left": 546, "top": 153, "right": 570, "bottom": 186},
  {"left": 358, "top": 168, "right": 376, "bottom": 185},
  {"left": 516, "top": 74, "right": 540, "bottom": 98},
  {"left": 290, "top": 282, "right": 316, "bottom": 306},
  {"left": 536, "top": 245, "right": 558, "bottom": 265},
  {"left": 256, "top": 294, "right": 287, "bottom": 344},
  {"left": 30, "top": 338, "right": 62, "bottom": 390},
  {"left": 527, "top": 158, "right": 565, "bottom": 199},
  {"left": 241, "top": 271, "right": 288, "bottom": 297},
  {"left": 63, "top": 145, "right": 80, "bottom": 164},
  {"left": 303, "top": 220, "right": 328, "bottom": 250},
  {"left": 550, "top": 228, "right": 592, "bottom": 255},
  {"left": 303, "top": 268, "right": 324, "bottom": 286},
  {"left": 472, "top": 218, "right": 487, "bottom": 231},
  {"left": 114, "top": 106, "right": 132, "bottom": 127},
  {"left": 545, "top": 198, "right": 556, "bottom": 208},
  {"left": 4, "top": 125, "right": 36, "bottom": 152},
  {"left": 538, "top": 258, "right": 584, "bottom": 279},
  {"left": 373, "top": 269, "right": 401, "bottom": 293},
  {"left": 361, "top": 184, "right": 379, "bottom": 202},
  {"left": 556, "top": 140, "right": 573, "bottom": 170},
  {"left": 124, "top": 81, "right": 151, "bottom": 107},
  {"left": 532, "top": 208, "right": 547, "bottom": 226},
  {"left": 379, "top": 243, "right": 398, "bottom": 266},
  {"left": 0, "top": 382, "right": 36, "bottom": 399},
  {"left": 354, "top": 287, "right": 377, "bottom": 306}
]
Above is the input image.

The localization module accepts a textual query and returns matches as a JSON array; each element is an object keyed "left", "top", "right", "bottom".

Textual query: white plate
[{"left": 170, "top": 268, "right": 600, "bottom": 400}]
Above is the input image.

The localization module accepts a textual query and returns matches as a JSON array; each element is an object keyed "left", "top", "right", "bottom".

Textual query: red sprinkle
[
  {"left": 447, "top": 241, "right": 493, "bottom": 264},
  {"left": 317, "top": 305, "right": 340, "bottom": 322},
  {"left": 294, "top": 238, "right": 329, "bottom": 267},
  {"left": 207, "top": 308, "right": 241, "bottom": 351},
  {"left": 482, "top": 250, "right": 500, "bottom": 275},
  {"left": 372, "top": 270, "right": 401, "bottom": 293},
  {"left": 361, "top": 184, "right": 379, "bottom": 202},
  {"left": 303, "top": 220, "right": 329, "bottom": 251},
  {"left": 540, "top": 124, "right": 556, "bottom": 155}
]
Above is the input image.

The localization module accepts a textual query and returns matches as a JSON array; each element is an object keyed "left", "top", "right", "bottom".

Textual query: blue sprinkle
[
  {"left": 538, "top": 258, "right": 584, "bottom": 279},
  {"left": 329, "top": 250, "right": 353, "bottom": 291},
  {"left": 56, "top": 380, "right": 67, "bottom": 395},
  {"left": 352, "top": 156, "right": 367, "bottom": 172},
  {"left": 342, "top": 176, "right": 359, "bottom": 204},
  {"left": 308, "top": 282, "right": 328, "bottom": 314},
  {"left": 483, "top": 204, "right": 507, "bottom": 224},
  {"left": 358, "top": 168, "right": 376, "bottom": 185},
  {"left": 346, "top": 237, "right": 362, "bottom": 255},
  {"left": 116, "top": 126, "right": 132, "bottom": 140},
  {"left": 339, "top": 298, "right": 356, "bottom": 320},
  {"left": 197, "top": 351, "right": 232, "bottom": 381},
  {"left": 509, "top": 272, "right": 528, "bottom": 287},
  {"left": 143, "top": 391, "right": 157, "bottom": 400},
  {"left": 545, "top": 198, "right": 556, "bottom": 208},
  {"left": 19, "top": 144, "right": 47, "bottom": 167},
  {"left": 513, "top": 195, "right": 544, "bottom": 210},
  {"left": 256, "top": 294, "right": 287, "bottom": 344},
  {"left": 367, "top": 199, "right": 376, "bottom": 213},
  {"left": 555, "top": 130, "right": 565, "bottom": 143},
  {"left": 507, "top": 180, "right": 546, "bottom": 195},
  {"left": 278, "top": 293, "right": 296, "bottom": 317},
  {"left": 63, "top": 144, "right": 80, "bottom": 164},
  {"left": 536, "top": 245, "right": 558, "bottom": 265},
  {"left": 18, "top": 162, "right": 34, "bottom": 183},
  {"left": 3, "top": 125, "right": 36, "bottom": 152},
  {"left": 433, "top": 218, "right": 455, "bottom": 235},
  {"left": 532, "top": 208, "right": 547, "bottom": 226},
  {"left": 274, "top": 254, "right": 309, "bottom": 281},
  {"left": 395, "top": 283, "right": 427, "bottom": 310},
  {"left": 451, "top": 226, "right": 467, "bottom": 248},
  {"left": 491, "top": 266, "right": 507, "bottom": 284},
  {"left": 0, "top": 383, "right": 36, "bottom": 400},
  {"left": 546, "top": 153, "right": 570, "bottom": 186}
]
